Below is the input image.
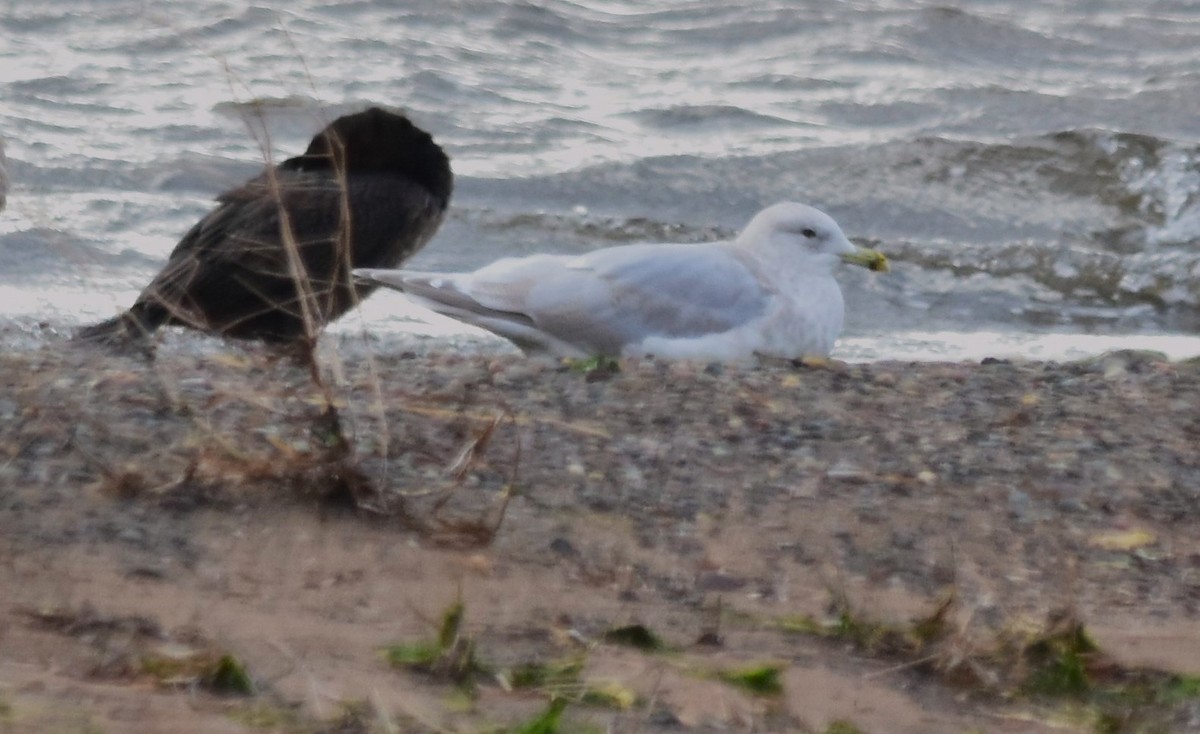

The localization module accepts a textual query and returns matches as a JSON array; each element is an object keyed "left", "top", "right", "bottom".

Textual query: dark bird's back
[{"left": 77, "top": 106, "right": 453, "bottom": 345}]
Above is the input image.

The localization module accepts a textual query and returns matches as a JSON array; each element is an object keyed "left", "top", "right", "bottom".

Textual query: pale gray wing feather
[{"left": 466, "top": 243, "right": 769, "bottom": 355}]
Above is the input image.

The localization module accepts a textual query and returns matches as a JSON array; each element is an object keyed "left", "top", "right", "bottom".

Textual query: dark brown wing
[{"left": 136, "top": 169, "right": 444, "bottom": 341}]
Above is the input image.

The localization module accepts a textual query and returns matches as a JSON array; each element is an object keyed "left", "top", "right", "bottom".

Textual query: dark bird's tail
[{"left": 73, "top": 303, "right": 166, "bottom": 347}]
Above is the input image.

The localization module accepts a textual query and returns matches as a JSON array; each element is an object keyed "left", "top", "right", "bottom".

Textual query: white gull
[{"left": 354, "top": 201, "right": 887, "bottom": 361}]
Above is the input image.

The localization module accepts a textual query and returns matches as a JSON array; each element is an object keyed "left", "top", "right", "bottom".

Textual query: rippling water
[{"left": 3, "top": 0, "right": 1200, "bottom": 359}]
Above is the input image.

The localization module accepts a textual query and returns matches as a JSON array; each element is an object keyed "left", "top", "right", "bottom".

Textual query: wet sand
[{"left": 2, "top": 338, "right": 1199, "bottom": 733}]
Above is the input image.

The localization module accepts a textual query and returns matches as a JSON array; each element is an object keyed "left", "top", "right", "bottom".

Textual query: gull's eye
[{"left": 801, "top": 228, "right": 817, "bottom": 238}]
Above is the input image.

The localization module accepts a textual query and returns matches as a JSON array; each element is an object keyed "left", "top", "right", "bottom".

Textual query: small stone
[
  {"left": 549, "top": 537, "right": 577, "bottom": 557},
  {"left": 826, "top": 459, "right": 866, "bottom": 480},
  {"left": 873, "top": 371, "right": 898, "bottom": 387},
  {"left": 695, "top": 571, "right": 747, "bottom": 592},
  {"left": 1008, "top": 489, "right": 1032, "bottom": 520},
  {"left": 1057, "top": 498, "right": 1087, "bottom": 513}
]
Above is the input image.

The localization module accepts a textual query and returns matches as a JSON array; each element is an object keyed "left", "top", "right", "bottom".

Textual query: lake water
[{"left": 3, "top": 0, "right": 1200, "bottom": 360}]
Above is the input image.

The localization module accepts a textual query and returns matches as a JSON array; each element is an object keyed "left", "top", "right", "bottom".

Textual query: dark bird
[{"left": 77, "top": 106, "right": 453, "bottom": 346}]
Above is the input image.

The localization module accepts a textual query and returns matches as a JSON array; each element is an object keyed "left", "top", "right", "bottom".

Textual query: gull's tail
[
  {"left": 352, "top": 268, "right": 423, "bottom": 292},
  {"left": 353, "top": 268, "right": 480, "bottom": 313}
]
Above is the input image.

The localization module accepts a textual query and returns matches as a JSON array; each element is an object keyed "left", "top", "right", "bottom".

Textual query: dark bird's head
[{"left": 283, "top": 107, "right": 453, "bottom": 209}]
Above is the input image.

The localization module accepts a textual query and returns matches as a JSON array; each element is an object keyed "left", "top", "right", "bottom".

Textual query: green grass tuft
[
  {"left": 506, "top": 657, "right": 586, "bottom": 691},
  {"left": 384, "top": 599, "right": 487, "bottom": 690},
  {"left": 207, "top": 654, "right": 254, "bottom": 696},
  {"left": 438, "top": 600, "right": 465, "bottom": 650},
  {"left": 510, "top": 697, "right": 568, "bottom": 734},
  {"left": 602, "top": 623, "right": 665, "bottom": 652},
  {"left": 717, "top": 664, "right": 784, "bottom": 696},
  {"left": 1022, "top": 619, "right": 1096, "bottom": 698},
  {"left": 825, "top": 721, "right": 868, "bottom": 734},
  {"left": 565, "top": 356, "right": 621, "bottom": 377},
  {"left": 383, "top": 640, "right": 442, "bottom": 667},
  {"left": 1161, "top": 674, "right": 1200, "bottom": 704}
]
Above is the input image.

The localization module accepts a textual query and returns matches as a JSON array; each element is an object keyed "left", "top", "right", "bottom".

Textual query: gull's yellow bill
[{"left": 841, "top": 247, "right": 889, "bottom": 272}]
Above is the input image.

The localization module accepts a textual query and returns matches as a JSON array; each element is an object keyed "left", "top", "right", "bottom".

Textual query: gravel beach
[{"left": 2, "top": 337, "right": 1199, "bottom": 733}]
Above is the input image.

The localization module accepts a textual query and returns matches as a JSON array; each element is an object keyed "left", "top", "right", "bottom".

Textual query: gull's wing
[{"left": 359, "top": 242, "right": 770, "bottom": 356}]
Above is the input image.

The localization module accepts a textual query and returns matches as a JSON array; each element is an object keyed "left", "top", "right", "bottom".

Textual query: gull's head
[{"left": 738, "top": 202, "right": 889, "bottom": 273}]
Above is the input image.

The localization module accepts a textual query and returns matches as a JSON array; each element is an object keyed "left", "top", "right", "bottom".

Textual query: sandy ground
[{"left": 2, "top": 335, "right": 1200, "bottom": 733}]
